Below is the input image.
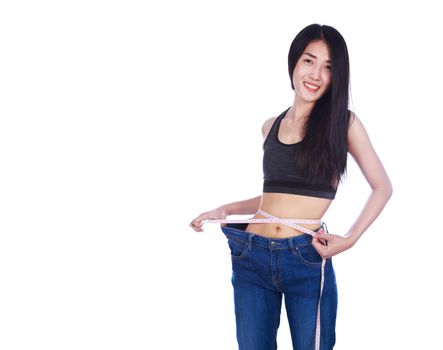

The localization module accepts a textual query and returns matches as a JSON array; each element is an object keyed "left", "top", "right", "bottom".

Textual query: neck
[{"left": 288, "top": 94, "right": 316, "bottom": 122}]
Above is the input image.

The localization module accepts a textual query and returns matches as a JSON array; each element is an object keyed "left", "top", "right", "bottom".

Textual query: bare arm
[
  {"left": 312, "top": 113, "right": 393, "bottom": 255},
  {"left": 344, "top": 114, "right": 393, "bottom": 244},
  {"left": 220, "top": 195, "right": 262, "bottom": 215},
  {"left": 189, "top": 195, "right": 262, "bottom": 232}
]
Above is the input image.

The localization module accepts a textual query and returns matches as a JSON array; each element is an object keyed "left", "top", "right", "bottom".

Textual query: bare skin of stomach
[{"left": 245, "top": 192, "right": 333, "bottom": 238}]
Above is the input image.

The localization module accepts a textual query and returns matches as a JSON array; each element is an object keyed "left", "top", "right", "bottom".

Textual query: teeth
[{"left": 304, "top": 82, "right": 319, "bottom": 90}]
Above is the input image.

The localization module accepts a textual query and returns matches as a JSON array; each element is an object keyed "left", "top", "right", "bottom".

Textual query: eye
[
  {"left": 304, "top": 59, "right": 313, "bottom": 64},
  {"left": 325, "top": 66, "right": 331, "bottom": 70}
]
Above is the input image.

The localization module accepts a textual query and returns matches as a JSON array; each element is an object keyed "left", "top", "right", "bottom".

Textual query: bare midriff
[{"left": 245, "top": 192, "right": 333, "bottom": 238}]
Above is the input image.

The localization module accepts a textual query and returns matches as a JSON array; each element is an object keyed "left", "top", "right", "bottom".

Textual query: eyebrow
[{"left": 303, "top": 52, "right": 331, "bottom": 64}]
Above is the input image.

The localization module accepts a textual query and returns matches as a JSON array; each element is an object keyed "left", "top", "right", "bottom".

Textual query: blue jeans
[{"left": 221, "top": 223, "right": 338, "bottom": 350}]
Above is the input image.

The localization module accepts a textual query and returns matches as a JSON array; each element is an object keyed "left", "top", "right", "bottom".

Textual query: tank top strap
[{"left": 264, "top": 106, "right": 291, "bottom": 147}]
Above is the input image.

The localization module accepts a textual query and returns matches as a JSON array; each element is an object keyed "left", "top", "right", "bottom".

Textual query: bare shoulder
[
  {"left": 262, "top": 116, "right": 278, "bottom": 139},
  {"left": 261, "top": 115, "right": 278, "bottom": 150},
  {"left": 347, "top": 110, "right": 373, "bottom": 158},
  {"left": 348, "top": 109, "right": 358, "bottom": 130},
  {"left": 348, "top": 110, "right": 367, "bottom": 136}
]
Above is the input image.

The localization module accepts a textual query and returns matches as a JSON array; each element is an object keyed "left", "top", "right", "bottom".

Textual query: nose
[{"left": 309, "top": 65, "right": 322, "bottom": 81}]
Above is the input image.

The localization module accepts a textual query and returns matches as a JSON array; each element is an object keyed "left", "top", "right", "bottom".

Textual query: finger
[
  {"left": 312, "top": 229, "right": 324, "bottom": 238},
  {"left": 193, "top": 217, "right": 204, "bottom": 226},
  {"left": 189, "top": 220, "right": 204, "bottom": 231},
  {"left": 312, "top": 238, "right": 325, "bottom": 249},
  {"left": 315, "top": 232, "right": 332, "bottom": 241},
  {"left": 189, "top": 220, "right": 201, "bottom": 228},
  {"left": 312, "top": 237, "right": 328, "bottom": 247},
  {"left": 311, "top": 238, "right": 320, "bottom": 249},
  {"left": 189, "top": 226, "right": 203, "bottom": 232},
  {"left": 312, "top": 240, "right": 329, "bottom": 258}
]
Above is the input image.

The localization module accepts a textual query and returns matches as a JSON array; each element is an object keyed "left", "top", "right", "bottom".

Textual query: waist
[
  {"left": 260, "top": 192, "right": 331, "bottom": 219},
  {"left": 245, "top": 220, "right": 321, "bottom": 239},
  {"left": 202, "top": 208, "right": 326, "bottom": 237},
  {"left": 222, "top": 223, "right": 315, "bottom": 250},
  {"left": 246, "top": 208, "right": 324, "bottom": 238}
]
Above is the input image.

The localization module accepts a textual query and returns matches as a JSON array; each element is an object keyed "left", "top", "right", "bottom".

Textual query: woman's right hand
[{"left": 189, "top": 206, "right": 229, "bottom": 232}]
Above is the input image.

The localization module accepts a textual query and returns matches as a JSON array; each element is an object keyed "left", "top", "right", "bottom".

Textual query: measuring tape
[
  {"left": 203, "top": 208, "right": 322, "bottom": 235},
  {"left": 203, "top": 208, "right": 327, "bottom": 350}
]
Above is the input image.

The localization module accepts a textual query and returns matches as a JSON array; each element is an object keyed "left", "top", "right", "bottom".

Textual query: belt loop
[{"left": 247, "top": 233, "right": 255, "bottom": 250}]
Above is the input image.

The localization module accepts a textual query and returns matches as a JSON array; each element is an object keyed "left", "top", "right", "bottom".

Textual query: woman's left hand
[{"left": 311, "top": 229, "right": 354, "bottom": 259}]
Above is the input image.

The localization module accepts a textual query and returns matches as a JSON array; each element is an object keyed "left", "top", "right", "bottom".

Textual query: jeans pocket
[
  {"left": 294, "top": 243, "right": 323, "bottom": 266},
  {"left": 227, "top": 237, "right": 249, "bottom": 258}
]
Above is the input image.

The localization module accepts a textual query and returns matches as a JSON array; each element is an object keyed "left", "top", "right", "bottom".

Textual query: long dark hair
[{"left": 288, "top": 24, "right": 351, "bottom": 186}]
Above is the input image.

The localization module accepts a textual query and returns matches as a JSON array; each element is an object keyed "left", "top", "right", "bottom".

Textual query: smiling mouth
[{"left": 303, "top": 82, "right": 320, "bottom": 92}]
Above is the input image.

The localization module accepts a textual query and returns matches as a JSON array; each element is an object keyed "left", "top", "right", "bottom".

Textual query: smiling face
[{"left": 292, "top": 40, "right": 332, "bottom": 103}]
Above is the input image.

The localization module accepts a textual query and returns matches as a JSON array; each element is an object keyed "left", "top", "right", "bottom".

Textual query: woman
[{"left": 189, "top": 23, "right": 392, "bottom": 350}]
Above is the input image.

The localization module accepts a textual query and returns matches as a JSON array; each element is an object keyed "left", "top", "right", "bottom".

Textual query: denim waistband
[{"left": 221, "top": 223, "right": 313, "bottom": 250}]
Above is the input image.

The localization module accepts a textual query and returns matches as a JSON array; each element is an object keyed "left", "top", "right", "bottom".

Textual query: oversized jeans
[{"left": 221, "top": 223, "right": 338, "bottom": 350}]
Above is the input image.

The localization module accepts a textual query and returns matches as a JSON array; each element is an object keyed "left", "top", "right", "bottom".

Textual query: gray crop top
[{"left": 262, "top": 107, "right": 337, "bottom": 199}]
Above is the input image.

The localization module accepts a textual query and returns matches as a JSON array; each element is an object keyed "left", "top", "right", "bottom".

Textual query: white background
[{"left": 1, "top": 0, "right": 442, "bottom": 349}]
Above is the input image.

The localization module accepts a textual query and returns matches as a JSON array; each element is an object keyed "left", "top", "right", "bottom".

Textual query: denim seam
[
  {"left": 270, "top": 251, "right": 282, "bottom": 290},
  {"left": 228, "top": 237, "right": 247, "bottom": 247},
  {"left": 228, "top": 239, "right": 251, "bottom": 259},
  {"left": 294, "top": 247, "right": 323, "bottom": 267}
]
